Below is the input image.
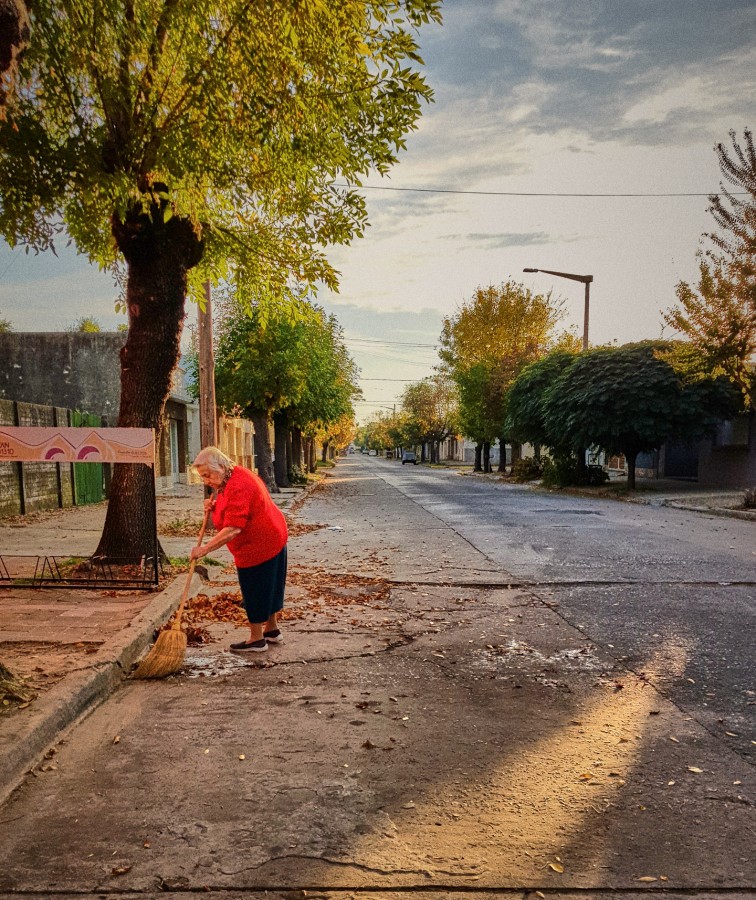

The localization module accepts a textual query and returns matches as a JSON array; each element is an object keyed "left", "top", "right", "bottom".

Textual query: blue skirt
[{"left": 236, "top": 545, "right": 287, "bottom": 624}]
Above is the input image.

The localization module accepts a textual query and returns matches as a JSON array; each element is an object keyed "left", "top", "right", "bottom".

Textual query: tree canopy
[
  {"left": 400, "top": 374, "right": 457, "bottom": 462},
  {"left": 542, "top": 342, "right": 740, "bottom": 489},
  {"left": 506, "top": 350, "right": 578, "bottom": 453},
  {"left": 439, "top": 280, "right": 572, "bottom": 447},
  {"left": 1, "top": 0, "right": 441, "bottom": 292}
]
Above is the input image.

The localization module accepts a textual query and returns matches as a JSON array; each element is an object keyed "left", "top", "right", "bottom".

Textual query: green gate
[{"left": 70, "top": 411, "right": 106, "bottom": 504}]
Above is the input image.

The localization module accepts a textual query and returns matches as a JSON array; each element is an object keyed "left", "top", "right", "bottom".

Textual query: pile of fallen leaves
[
  {"left": 177, "top": 567, "right": 392, "bottom": 641},
  {"left": 1, "top": 662, "right": 35, "bottom": 711},
  {"left": 185, "top": 590, "right": 246, "bottom": 624}
]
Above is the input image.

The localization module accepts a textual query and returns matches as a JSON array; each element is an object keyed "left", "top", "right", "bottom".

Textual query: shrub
[
  {"left": 512, "top": 457, "right": 544, "bottom": 482},
  {"left": 541, "top": 456, "right": 579, "bottom": 487},
  {"left": 542, "top": 457, "right": 609, "bottom": 488},
  {"left": 743, "top": 486, "right": 756, "bottom": 509},
  {"left": 289, "top": 465, "right": 309, "bottom": 485}
]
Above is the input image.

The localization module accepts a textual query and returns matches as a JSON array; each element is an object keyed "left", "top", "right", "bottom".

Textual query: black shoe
[
  {"left": 230, "top": 639, "right": 268, "bottom": 653},
  {"left": 264, "top": 629, "right": 284, "bottom": 644}
]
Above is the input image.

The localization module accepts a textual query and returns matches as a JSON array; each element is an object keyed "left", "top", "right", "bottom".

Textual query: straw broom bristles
[
  {"left": 133, "top": 508, "right": 210, "bottom": 680},
  {"left": 132, "top": 618, "right": 188, "bottom": 679}
]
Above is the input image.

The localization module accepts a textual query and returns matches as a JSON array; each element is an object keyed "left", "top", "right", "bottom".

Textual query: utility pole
[{"left": 198, "top": 281, "right": 217, "bottom": 450}]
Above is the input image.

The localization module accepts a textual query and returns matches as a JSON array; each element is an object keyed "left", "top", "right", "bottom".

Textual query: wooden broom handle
[{"left": 171, "top": 506, "right": 212, "bottom": 630}]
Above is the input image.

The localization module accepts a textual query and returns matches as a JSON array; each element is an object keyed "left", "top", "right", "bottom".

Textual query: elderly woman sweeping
[{"left": 190, "top": 447, "right": 288, "bottom": 652}]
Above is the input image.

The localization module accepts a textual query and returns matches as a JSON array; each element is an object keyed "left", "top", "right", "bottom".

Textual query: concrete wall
[{"left": 0, "top": 332, "right": 125, "bottom": 419}]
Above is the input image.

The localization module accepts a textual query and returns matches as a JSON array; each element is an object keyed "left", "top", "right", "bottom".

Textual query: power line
[
  {"left": 337, "top": 183, "right": 748, "bottom": 199},
  {"left": 346, "top": 336, "right": 437, "bottom": 349}
]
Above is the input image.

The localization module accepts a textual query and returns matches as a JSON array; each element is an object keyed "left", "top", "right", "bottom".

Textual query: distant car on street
[
  {"left": 368, "top": 449, "right": 377, "bottom": 456},
  {"left": 401, "top": 450, "right": 418, "bottom": 465}
]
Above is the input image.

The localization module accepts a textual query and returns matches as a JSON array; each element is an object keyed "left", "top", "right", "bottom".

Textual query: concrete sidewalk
[{"left": 0, "top": 481, "right": 304, "bottom": 806}]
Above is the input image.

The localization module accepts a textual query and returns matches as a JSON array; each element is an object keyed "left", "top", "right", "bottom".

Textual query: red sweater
[{"left": 212, "top": 466, "right": 288, "bottom": 568}]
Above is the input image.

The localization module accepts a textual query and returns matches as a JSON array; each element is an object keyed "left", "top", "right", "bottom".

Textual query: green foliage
[
  {"left": 540, "top": 455, "right": 580, "bottom": 488},
  {"left": 0, "top": 0, "right": 441, "bottom": 301},
  {"left": 400, "top": 374, "right": 458, "bottom": 446},
  {"left": 168, "top": 555, "right": 223, "bottom": 569},
  {"left": 215, "top": 298, "right": 316, "bottom": 416},
  {"left": 214, "top": 296, "right": 359, "bottom": 436},
  {"left": 0, "top": 311, "right": 11, "bottom": 332},
  {"left": 66, "top": 316, "right": 102, "bottom": 333},
  {"left": 506, "top": 350, "right": 578, "bottom": 451},
  {"left": 543, "top": 341, "right": 741, "bottom": 487},
  {"left": 294, "top": 312, "right": 361, "bottom": 436},
  {"left": 511, "top": 456, "right": 543, "bottom": 482},
  {"left": 289, "top": 465, "right": 309, "bottom": 486},
  {"left": 440, "top": 280, "right": 568, "bottom": 444}
]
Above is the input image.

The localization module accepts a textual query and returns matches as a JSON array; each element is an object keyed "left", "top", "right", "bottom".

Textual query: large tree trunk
[
  {"left": 251, "top": 411, "right": 277, "bottom": 493},
  {"left": 0, "top": 0, "right": 30, "bottom": 116},
  {"left": 483, "top": 441, "right": 491, "bottom": 473},
  {"left": 286, "top": 428, "right": 294, "bottom": 478},
  {"left": 497, "top": 439, "right": 507, "bottom": 473},
  {"left": 474, "top": 442, "right": 482, "bottom": 472},
  {"left": 291, "top": 426, "right": 303, "bottom": 474},
  {"left": 308, "top": 436, "right": 317, "bottom": 473},
  {"left": 95, "top": 197, "right": 203, "bottom": 560},
  {"left": 626, "top": 449, "right": 638, "bottom": 490},
  {"left": 273, "top": 413, "right": 290, "bottom": 488},
  {"left": 321, "top": 440, "right": 329, "bottom": 463}
]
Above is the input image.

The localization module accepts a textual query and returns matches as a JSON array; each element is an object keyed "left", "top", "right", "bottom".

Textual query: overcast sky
[{"left": 1, "top": 0, "right": 754, "bottom": 422}]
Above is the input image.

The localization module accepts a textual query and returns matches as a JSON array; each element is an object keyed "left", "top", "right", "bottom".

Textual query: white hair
[{"left": 193, "top": 446, "right": 235, "bottom": 475}]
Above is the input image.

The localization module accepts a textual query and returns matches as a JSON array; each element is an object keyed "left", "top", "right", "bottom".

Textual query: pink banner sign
[{"left": 0, "top": 427, "right": 155, "bottom": 464}]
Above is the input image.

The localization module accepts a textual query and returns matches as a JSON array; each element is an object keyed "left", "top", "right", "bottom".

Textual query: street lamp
[{"left": 523, "top": 268, "right": 593, "bottom": 351}]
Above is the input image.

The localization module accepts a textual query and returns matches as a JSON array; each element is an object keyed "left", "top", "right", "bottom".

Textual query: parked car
[
  {"left": 401, "top": 450, "right": 418, "bottom": 465},
  {"left": 368, "top": 449, "right": 377, "bottom": 456}
]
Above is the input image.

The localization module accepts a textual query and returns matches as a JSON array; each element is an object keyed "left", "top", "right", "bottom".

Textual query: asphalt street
[
  {"left": 376, "top": 459, "right": 756, "bottom": 759},
  {"left": 0, "top": 456, "right": 753, "bottom": 899}
]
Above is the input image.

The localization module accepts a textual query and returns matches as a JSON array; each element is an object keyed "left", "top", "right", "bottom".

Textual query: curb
[
  {"left": 662, "top": 500, "right": 756, "bottom": 521},
  {"left": 0, "top": 572, "right": 203, "bottom": 808}
]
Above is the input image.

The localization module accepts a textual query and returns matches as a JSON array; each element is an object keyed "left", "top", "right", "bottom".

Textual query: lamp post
[{"left": 523, "top": 268, "right": 593, "bottom": 351}]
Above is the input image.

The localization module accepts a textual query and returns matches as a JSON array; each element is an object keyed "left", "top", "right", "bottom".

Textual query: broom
[{"left": 133, "top": 507, "right": 211, "bottom": 679}]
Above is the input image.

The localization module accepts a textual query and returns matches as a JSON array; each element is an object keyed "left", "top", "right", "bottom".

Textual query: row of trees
[
  {"left": 359, "top": 374, "right": 457, "bottom": 462},
  {"left": 199, "top": 295, "right": 359, "bottom": 493}
]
